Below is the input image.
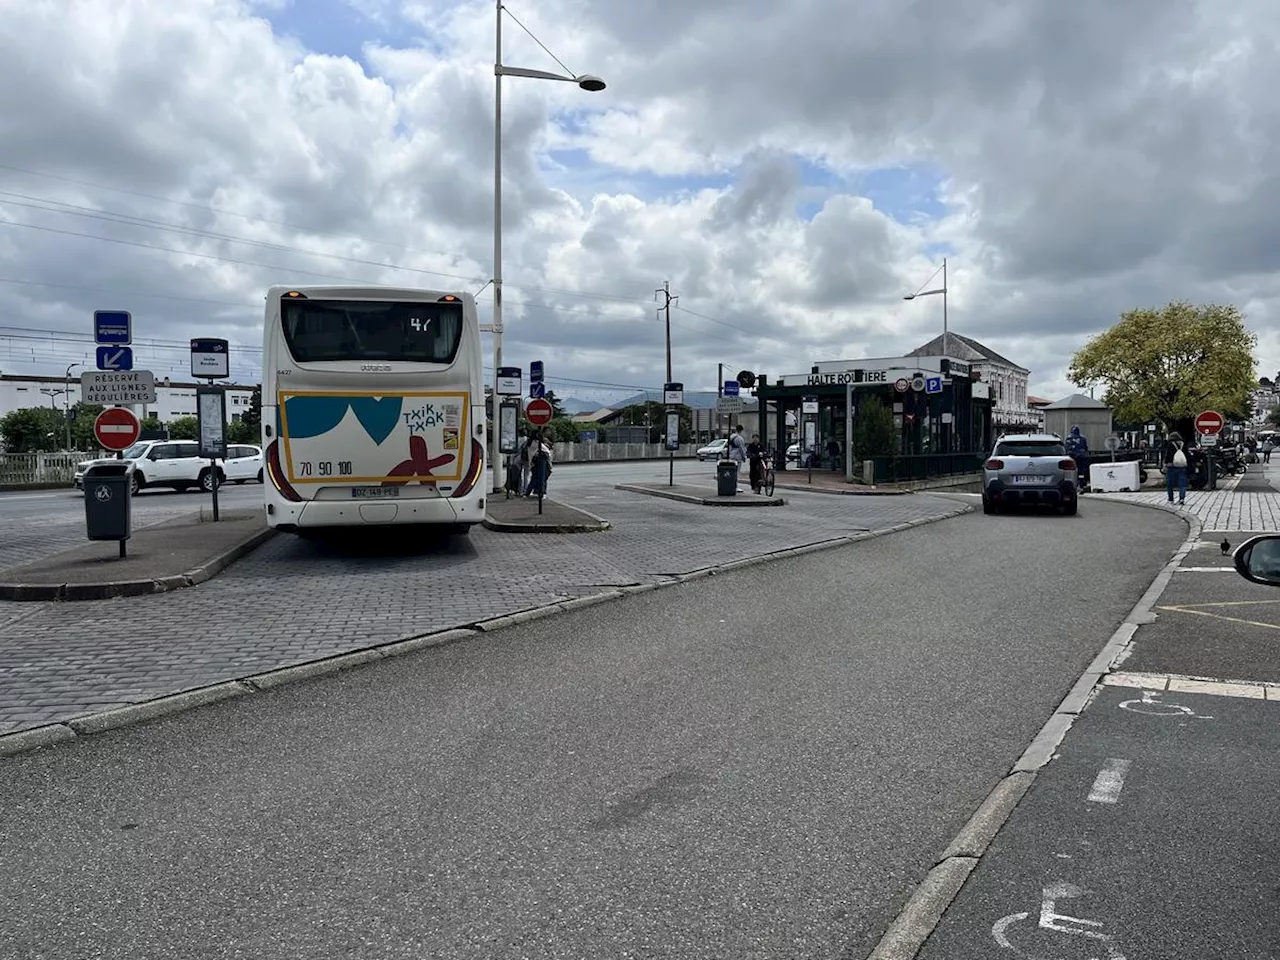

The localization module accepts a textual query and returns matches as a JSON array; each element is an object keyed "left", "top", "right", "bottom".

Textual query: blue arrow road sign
[
  {"left": 96, "top": 346, "right": 134, "bottom": 371},
  {"left": 723, "top": 380, "right": 740, "bottom": 397},
  {"left": 925, "top": 376, "right": 943, "bottom": 394},
  {"left": 94, "top": 310, "right": 131, "bottom": 345},
  {"left": 529, "top": 381, "right": 547, "bottom": 399},
  {"left": 530, "top": 360, "right": 545, "bottom": 382}
]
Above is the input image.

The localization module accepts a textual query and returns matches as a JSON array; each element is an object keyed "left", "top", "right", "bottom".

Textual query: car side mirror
[{"left": 1233, "top": 534, "right": 1280, "bottom": 586}]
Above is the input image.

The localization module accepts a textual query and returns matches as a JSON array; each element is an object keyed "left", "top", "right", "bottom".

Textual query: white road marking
[
  {"left": 1175, "top": 566, "right": 1237, "bottom": 572},
  {"left": 1117, "top": 688, "right": 1214, "bottom": 719},
  {"left": 1105, "top": 671, "right": 1279, "bottom": 701},
  {"left": 1087, "top": 759, "right": 1132, "bottom": 804}
]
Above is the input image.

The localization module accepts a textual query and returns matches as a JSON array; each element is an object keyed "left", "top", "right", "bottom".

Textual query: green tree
[
  {"left": 67, "top": 402, "right": 104, "bottom": 449},
  {"left": 1267, "top": 406, "right": 1280, "bottom": 428},
  {"left": 544, "top": 390, "right": 566, "bottom": 419},
  {"left": 226, "top": 420, "right": 256, "bottom": 443},
  {"left": 1069, "top": 301, "right": 1256, "bottom": 438},
  {"left": 168, "top": 416, "right": 199, "bottom": 440},
  {"left": 616, "top": 401, "right": 693, "bottom": 443},
  {"left": 139, "top": 415, "right": 164, "bottom": 437},
  {"left": 0, "top": 407, "right": 66, "bottom": 453},
  {"left": 242, "top": 386, "right": 261, "bottom": 433},
  {"left": 852, "top": 397, "right": 897, "bottom": 465}
]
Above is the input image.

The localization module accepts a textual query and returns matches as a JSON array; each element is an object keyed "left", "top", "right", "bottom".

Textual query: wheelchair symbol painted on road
[
  {"left": 1118, "top": 688, "right": 1213, "bottom": 719},
  {"left": 93, "top": 485, "right": 112, "bottom": 502},
  {"left": 992, "top": 881, "right": 1127, "bottom": 958}
]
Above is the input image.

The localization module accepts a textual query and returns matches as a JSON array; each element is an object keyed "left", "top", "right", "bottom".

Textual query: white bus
[{"left": 261, "top": 285, "right": 487, "bottom": 536}]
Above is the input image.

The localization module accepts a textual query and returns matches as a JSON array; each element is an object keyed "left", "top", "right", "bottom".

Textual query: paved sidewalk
[
  {"left": 1092, "top": 481, "right": 1280, "bottom": 531},
  {"left": 0, "top": 486, "right": 967, "bottom": 736},
  {"left": 616, "top": 482, "right": 784, "bottom": 506},
  {"left": 0, "top": 510, "right": 271, "bottom": 600},
  {"left": 484, "top": 496, "right": 609, "bottom": 532}
]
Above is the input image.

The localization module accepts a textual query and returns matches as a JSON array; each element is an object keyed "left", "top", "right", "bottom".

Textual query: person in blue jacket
[{"left": 1066, "top": 426, "right": 1090, "bottom": 489}]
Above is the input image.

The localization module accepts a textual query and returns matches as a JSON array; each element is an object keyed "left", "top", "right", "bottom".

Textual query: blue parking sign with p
[{"left": 925, "top": 376, "right": 943, "bottom": 394}]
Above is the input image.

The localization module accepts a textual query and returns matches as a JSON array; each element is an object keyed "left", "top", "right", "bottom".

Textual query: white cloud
[{"left": 0, "top": 0, "right": 1276, "bottom": 411}]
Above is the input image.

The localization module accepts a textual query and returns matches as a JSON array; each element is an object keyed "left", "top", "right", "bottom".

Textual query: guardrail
[{"left": 0, "top": 452, "right": 99, "bottom": 488}]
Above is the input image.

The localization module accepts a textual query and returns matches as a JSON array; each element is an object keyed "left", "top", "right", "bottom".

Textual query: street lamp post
[
  {"left": 904, "top": 257, "right": 950, "bottom": 452},
  {"left": 903, "top": 256, "right": 948, "bottom": 357},
  {"left": 490, "top": 0, "right": 605, "bottom": 492},
  {"left": 64, "top": 362, "right": 81, "bottom": 450}
]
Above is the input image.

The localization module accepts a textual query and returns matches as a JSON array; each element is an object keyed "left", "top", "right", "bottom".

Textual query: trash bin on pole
[
  {"left": 716, "top": 460, "right": 739, "bottom": 496},
  {"left": 83, "top": 462, "right": 133, "bottom": 557}
]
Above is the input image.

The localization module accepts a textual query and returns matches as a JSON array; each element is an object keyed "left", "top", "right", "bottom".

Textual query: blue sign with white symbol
[
  {"left": 925, "top": 376, "right": 944, "bottom": 395},
  {"left": 529, "top": 381, "right": 547, "bottom": 399},
  {"left": 96, "top": 345, "right": 133, "bottom": 371},
  {"left": 530, "top": 360, "right": 544, "bottom": 382},
  {"left": 723, "top": 380, "right": 740, "bottom": 397},
  {"left": 94, "top": 310, "right": 132, "bottom": 345}
]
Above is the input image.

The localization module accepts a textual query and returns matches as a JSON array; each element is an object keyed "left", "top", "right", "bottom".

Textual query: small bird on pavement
[{"left": 1221, "top": 537, "right": 1232, "bottom": 555}]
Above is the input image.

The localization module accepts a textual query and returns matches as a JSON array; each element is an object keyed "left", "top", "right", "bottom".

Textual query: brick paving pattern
[
  {"left": 1093, "top": 483, "right": 1280, "bottom": 532},
  {"left": 0, "top": 486, "right": 965, "bottom": 734}
]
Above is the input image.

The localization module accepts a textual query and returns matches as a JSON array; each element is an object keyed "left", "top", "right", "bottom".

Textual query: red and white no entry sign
[
  {"left": 525, "top": 397, "right": 554, "bottom": 426},
  {"left": 1194, "top": 410, "right": 1225, "bottom": 436},
  {"left": 93, "top": 407, "right": 141, "bottom": 451}
]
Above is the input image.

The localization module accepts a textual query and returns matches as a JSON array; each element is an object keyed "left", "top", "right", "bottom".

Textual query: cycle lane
[{"left": 910, "top": 518, "right": 1280, "bottom": 960}]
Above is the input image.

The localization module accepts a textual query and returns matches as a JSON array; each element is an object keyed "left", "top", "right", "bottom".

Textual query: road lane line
[
  {"left": 1087, "top": 759, "right": 1132, "bottom": 804},
  {"left": 1156, "top": 604, "right": 1280, "bottom": 631}
]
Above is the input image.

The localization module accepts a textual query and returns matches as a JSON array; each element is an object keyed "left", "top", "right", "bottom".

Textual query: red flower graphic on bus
[{"left": 382, "top": 435, "right": 455, "bottom": 486}]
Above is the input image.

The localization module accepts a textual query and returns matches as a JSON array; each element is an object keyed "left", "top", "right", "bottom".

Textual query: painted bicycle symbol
[
  {"left": 1118, "top": 688, "right": 1213, "bottom": 719},
  {"left": 992, "top": 881, "right": 1127, "bottom": 959}
]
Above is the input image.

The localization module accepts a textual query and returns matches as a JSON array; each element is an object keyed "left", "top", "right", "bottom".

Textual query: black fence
[{"left": 868, "top": 452, "right": 986, "bottom": 483}]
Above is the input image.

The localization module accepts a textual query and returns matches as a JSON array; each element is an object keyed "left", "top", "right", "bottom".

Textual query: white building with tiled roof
[{"left": 909, "top": 333, "right": 1033, "bottom": 431}]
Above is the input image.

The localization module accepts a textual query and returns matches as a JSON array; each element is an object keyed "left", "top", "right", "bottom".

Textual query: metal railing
[
  {"left": 0, "top": 451, "right": 97, "bottom": 486},
  {"left": 869, "top": 452, "right": 985, "bottom": 483}
]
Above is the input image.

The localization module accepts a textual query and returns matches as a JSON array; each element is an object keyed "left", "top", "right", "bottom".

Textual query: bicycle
[{"left": 759, "top": 454, "right": 775, "bottom": 497}]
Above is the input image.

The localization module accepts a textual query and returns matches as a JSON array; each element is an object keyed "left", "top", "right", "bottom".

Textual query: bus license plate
[{"left": 350, "top": 486, "right": 400, "bottom": 499}]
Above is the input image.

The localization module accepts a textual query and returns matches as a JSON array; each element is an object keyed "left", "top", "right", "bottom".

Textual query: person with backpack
[{"left": 1165, "top": 431, "right": 1189, "bottom": 505}]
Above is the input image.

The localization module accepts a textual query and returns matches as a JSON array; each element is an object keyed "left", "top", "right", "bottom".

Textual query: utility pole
[{"left": 656, "top": 281, "right": 679, "bottom": 486}]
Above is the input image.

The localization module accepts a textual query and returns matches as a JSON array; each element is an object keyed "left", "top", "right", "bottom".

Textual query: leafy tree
[
  {"left": 226, "top": 420, "right": 257, "bottom": 443},
  {"left": 139, "top": 415, "right": 164, "bottom": 438},
  {"left": 544, "top": 390, "right": 566, "bottom": 419},
  {"left": 852, "top": 397, "right": 897, "bottom": 465},
  {"left": 616, "top": 401, "right": 693, "bottom": 443},
  {"left": 1268, "top": 406, "right": 1280, "bottom": 428},
  {"left": 1069, "top": 301, "right": 1256, "bottom": 438},
  {"left": 0, "top": 407, "right": 66, "bottom": 453},
  {"left": 168, "top": 416, "right": 199, "bottom": 440},
  {"left": 242, "top": 386, "right": 261, "bottom": 433},
  {"left": 68, "top": 402, "right": 104, "bottom": 449}
]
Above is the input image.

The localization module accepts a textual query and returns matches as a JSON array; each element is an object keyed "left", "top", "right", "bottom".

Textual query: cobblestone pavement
[
  {"left": 0, "top": 485, "right": 965, "bottom": 734},
  {"left": 1092, "top": 475, "right": 1280, "bottom": 531}
]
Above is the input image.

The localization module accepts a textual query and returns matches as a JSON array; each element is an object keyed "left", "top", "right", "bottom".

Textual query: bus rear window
[
  {"left": 994, "top": 441, "right": 1066, "bottom": 457},
  {"left": 281, "top": 299, "right": 464, "bottom": 364}
]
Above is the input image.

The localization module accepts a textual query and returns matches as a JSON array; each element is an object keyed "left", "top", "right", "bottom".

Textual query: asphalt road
[{"left": 0, "top": 499, "right": 1187, "bottom": 960}]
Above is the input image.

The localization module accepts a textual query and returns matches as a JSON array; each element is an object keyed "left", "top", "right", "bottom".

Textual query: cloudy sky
[{"left": 1, "top": 0, "right": 1278, "bottom": 407}]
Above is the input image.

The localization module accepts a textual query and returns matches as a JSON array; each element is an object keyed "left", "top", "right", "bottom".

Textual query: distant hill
[{"left": 555, "top": 396, "right": 600, "bottom": 414}]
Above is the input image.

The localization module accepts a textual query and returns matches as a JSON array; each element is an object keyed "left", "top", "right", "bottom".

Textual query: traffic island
[
  {"left": 615, "top": 482, "right": 786, "bottom": 506},
  {"left": 0, "top": 510, "right": 274, "bottom": 601},
  {"left": 483, "top": 497, "right": 611, "bottom": 533}
]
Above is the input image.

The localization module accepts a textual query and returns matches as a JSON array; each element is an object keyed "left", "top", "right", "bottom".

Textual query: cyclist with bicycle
[{"left": 747, "top": 433, "right": 767, "bottom": 495}]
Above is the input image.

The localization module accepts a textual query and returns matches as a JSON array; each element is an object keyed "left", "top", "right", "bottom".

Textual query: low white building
[
  {"left": 0, "top": 374, "right": 257, "bottom": 423},
  {"left": 910, "top": 333, "right": 1033, "bottom": 432}
]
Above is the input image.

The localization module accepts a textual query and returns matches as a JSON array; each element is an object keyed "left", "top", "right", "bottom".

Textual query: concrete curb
[
  {"left": 482, "top": 498, "right": 612, "bottom": 533},
  {"left": 615, "top": 483, "right": 785, "bottom": 507},
  {"left": 771, "top": 480, "right": 909, "bottom": 497},
  {"left": 860, "top": 500, "right": 1199, "bottom": 960},
  {"left": 0, "top": 504, "right": 972, "bottom": 761},
  {"left": 0, "top": 526, "right": 277, "bottom": 602}
]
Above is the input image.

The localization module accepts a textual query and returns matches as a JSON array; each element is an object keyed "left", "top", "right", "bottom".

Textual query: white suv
[{"left": 74, "top": 441, "right": 264, "bottom": 495}]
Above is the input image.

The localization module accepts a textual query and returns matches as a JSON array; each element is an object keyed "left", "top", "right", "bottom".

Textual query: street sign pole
[{"left": 191, "top": 338, "right": 230, "bottom": 521}]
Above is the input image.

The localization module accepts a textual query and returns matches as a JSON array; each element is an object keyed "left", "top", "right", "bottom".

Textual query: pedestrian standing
[
  {"left": 728, "top": 424, "right": 747, "bottom": 477},
  {"left": 518, "top": 427, "right": 536, "bottom": 496},
  {"left": 1264, "top": 438, "right": 1274, "bottom": 464},
  {"left": 746, "top": 433, "right": 765, "bottom": 494},
  {"left": 1165, "top": 431, "right": 1189, "bottom": 505}
]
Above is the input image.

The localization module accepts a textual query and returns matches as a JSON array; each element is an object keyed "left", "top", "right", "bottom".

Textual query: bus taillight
[
  {"left": 451, "top": 439, "right": 485, "bottom": 498},
  {"left": 266, "top": 440, "right": 303, "bottom": 502}
]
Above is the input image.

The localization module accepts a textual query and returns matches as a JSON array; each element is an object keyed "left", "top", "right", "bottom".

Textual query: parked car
[
  {"left": 696, "top": 438, "right": 728, "bottom": 461},
  {"left": 982, "top": 433, "right": 1078, "bottom": 516},
  {"left": 74, "top": 440, "right": 264, "bottom": 495},
  {"left": 787, "top": 442, "right": 800, "bottom": 462}
]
